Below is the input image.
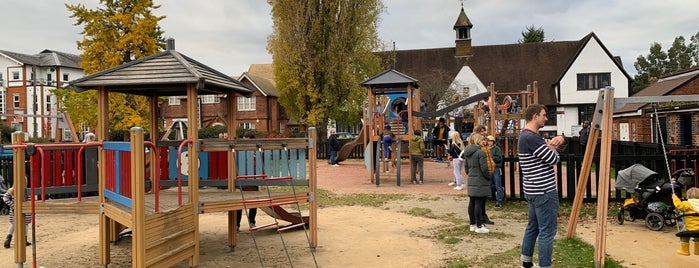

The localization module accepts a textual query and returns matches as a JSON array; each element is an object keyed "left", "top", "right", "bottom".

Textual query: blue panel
[
  {"left": 298, "top": 150, "right": 307, "bottom": 180},
  {"left": 103, "top": 142, "right": 132, "bottom": 151},
  {"left": 104, "top": 189, "right": 132, "bottom": 209},
  {"left": 168, "top": 147, "right": 178, "bottom": 179},
  {"left": 289, "top": 149, "right": 298, "bottom": 179},
  {"left": 115, "top": 151, "right": 121, "bottom": 194},
  {"left": 199, "top": 152, "right": 209, "bottom": 179},
  {"left": 281, "top": 149, "right": 289, "bottom": 177}
]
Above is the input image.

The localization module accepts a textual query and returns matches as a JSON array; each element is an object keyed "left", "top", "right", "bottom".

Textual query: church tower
[{"left": 454, "top": 7, "right": 473, "bottom": 58}]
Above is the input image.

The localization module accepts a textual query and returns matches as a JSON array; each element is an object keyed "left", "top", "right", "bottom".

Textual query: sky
[{"left": 2, "top": 0, "right": 698, "bottom": 78}]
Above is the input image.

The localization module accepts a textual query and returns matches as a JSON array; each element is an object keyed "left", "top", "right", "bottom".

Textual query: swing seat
[{"left": 676, "top": 213, "right": 699, "bottom": 238}]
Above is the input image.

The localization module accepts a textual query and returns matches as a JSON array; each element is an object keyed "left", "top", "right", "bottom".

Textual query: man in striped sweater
[{"left": 518, "top": 104, "right": 565, "bottom": 268}]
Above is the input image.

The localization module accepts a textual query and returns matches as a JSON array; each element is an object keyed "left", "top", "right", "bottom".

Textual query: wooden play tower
[
  {"left": 360, "top": 69, "right": 421, "bottom": 186},
  {"left": 7, "top": 39, "right": 318, "bottom": 267}
]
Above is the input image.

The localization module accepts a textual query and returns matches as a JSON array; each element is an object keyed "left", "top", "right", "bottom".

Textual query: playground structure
[
  {"left": 355, "top": 68, "right": 541, "bottom": 186},
  {"left": 6, "top": 40, "right": 318, "bottom": 267},
  {"left": 474, "top": 82, "right": 539, "bottom": 157},
  {"left": 359, "top": 69, "right": 421, "bottom": 186}
]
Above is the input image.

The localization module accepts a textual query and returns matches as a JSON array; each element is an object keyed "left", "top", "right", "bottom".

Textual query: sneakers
[
  {"left": 495, "top": 204, "right": 502, "bottom": 208},
  {"left": 469, "top": 225, "right": 477, "bottom": 232},
  {"left": 448, "top": 182, "right": 456, "bottom": 186},
  {"left": 475, "top": 226, "right": 490, "bottom": 233},
  {"left": 331, "top": 164, "right": 340, "bottom": 167},
  {"left": 249, "top": 223, "right": 256, "bottom": 229},
  {"left": 418, "top": 180, "right": 424, "bottom": 185},
  {"left": 453, "top": 185, "right": 464, "bottom": 190}
]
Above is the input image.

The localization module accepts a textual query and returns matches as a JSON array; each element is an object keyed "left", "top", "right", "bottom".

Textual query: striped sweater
[
  {"left": 518, "top": 129, "right": 559, "bottom": 195},
  {"left": 2, "top": 193, "right": 31, "bottom": 225}
]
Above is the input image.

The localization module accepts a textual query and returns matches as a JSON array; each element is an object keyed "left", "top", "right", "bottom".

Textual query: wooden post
[
  {"left": 308, "top": 127, "right": 318, "bottom": 248},
  {"left": 97, "top": 86, "right": 111, "bottom": 266},
  {"left": 131, "top": 127, "right": 146, "bottom": 267},
  {"left": 186, "top": 83, "right": 200, "bottom": 266},
  {"left": 12, "top": 132, "right": 26, "bottom": 265},
  {"left": 566, "top": 90, "right": 605, "bottom": 237},
  {"left": 594, "top": 87, "right": 614, "bottom": 267}
]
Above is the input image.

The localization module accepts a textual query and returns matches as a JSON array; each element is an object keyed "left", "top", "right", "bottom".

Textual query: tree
[
  {"left": 61, "top": 0, "right": 165, "bottom": 133},
  {"left": 667, "top": 36, "right": 693, "bottom": 72},
  {"left": 632, "top": 42, "right": 669, "bottom": 94},
  {"left": 267, "top": 0, "right": 384, "bottom": 128},
  {"left": 418, "top": 69, "right": 457, "bottom": 114},
  {"left": 518, "top": 25, "right": 545, "bottom": 43}
]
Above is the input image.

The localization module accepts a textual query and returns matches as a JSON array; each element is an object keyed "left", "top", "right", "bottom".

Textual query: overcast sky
[{"left": 2, "top": 0, "right": 698, "bottom": 77}]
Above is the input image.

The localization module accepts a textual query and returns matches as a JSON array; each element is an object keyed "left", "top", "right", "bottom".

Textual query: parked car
[{"left": 335, "top": 132, "right": 356, "bottom": 141}]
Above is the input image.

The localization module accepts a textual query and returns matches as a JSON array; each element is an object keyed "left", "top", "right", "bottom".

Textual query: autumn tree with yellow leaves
[{"left": 58, "top": 0, "right": 166, "bottom": 133}]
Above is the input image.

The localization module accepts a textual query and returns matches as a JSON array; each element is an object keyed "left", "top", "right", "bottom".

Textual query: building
[
  {"left": 387, "top": 8, "right": 632, "bottom": 137},
  {"left": 0, "top": 49, "right": 83, "bottom": 140},
  {"left": 160, "top": 63, "right": 293, "bottom": 136},
  {"left": 614, "top": 66, "right": 699, "bottom": 145}
]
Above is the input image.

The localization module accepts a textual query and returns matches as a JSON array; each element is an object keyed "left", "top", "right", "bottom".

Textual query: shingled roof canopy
[
  {"left": 360, "top": 68, "right": 420, "bottom": 94},
  {"left": 68, "top": 39, "right": 253, "bottom": 97}
]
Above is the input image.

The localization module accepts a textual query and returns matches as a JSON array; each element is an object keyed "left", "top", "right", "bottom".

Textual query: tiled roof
[
  {"left": 615, "top": 69, "right": 699, "bottom": 113},
  {"left": 387, "top": 32, "right": 628, "bottom": 106},
  {"left": 0, "top": 49, "right": 81, "bottom": 68},
  {"left": 69, "top": 43, "right": 253, "bottom": 97}
]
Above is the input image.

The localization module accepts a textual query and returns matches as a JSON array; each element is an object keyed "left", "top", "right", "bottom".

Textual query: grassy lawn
[{"left": 315, "top": 189, "right": 625, "bottom": 267}]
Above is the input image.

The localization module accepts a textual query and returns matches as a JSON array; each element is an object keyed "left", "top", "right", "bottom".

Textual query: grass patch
[
  {"left": 451, "top": 237, "right": 623, "bottom": 268},
  {"left": 315, "top": 188, "right": 408, "bottom": 208}
]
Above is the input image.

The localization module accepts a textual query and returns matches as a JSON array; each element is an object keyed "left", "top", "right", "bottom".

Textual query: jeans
[
  {"left": 491, "top": 167, "right": 503, "bottom": 205},
  {"left": 521, "top": 190, "right": 559, "bottom": 268},
  {"left": 329, "top": 150, "right": 338, "bottom": 165},
  {"left": 411, "top": 155, "right": 424, "bottom": 182},
  {"left": 236, "top": 209, "right": 258, "bottom": 227},
  {"left": 452, "top": 158, "right": 464, "bottom": 186}
]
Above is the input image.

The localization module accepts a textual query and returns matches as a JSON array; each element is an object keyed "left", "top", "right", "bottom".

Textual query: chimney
[{"left": 167, "top": 38, "right": 175, "bottom": 51}]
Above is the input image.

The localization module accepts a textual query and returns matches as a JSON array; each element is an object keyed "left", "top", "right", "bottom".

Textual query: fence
[{"left": 2, "top": 138, "right": 697, "bottom": 203}]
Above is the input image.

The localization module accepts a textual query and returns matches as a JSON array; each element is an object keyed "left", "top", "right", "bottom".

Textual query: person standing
[
  {"left": 671, "top": 187, "right": 699, "bottom": 256},
  {"left": 447, "top": 131, "right": 466, "bottom": 190},
  {"left": 236, "top": 130, "right": 258, "bottom": 231},
  {"left": 463, "top": 133, "right": 491, "bottom": 234},
  {"left": 579, "top": 120, "right": 590, "bottom": 151},
  {"left": 328, "top": 129, "right": 340, "bottom": 167},
  {"left": 432, "top": 118, "right": 450, "bottom": 162},
  {"left": 382, "top": 126, "right": 394, "bottom": 173},
  {"left": 518, "top": 104, "right": 565, "bottom": 268},
  {"left": 3, "top": 187, "right": 31, "bottom": 248},
  {"left": 487, "top": 135, "right": 504, "bottom": 208},
  {"left": 409, "top": 129, "right": 425, "bottom": 184}
]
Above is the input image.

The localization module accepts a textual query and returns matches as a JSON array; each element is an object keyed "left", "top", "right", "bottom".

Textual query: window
[
  {"left": 200, "top": 95, "right": 219, "bottom": 104},
  {"left": 168, "top": 96, "right": 181, "bottom": 105},
  {"left": 237, "top": 96, "right": 255, "bottom": 111},
  {"left": 13, "top": 94, "right": 20, "bottom": 108},
  {"left": 0, "top": 90, "right": 4, "bottom": 114},
  {"left": 0, "top": 72, "right": 4, "bottom": 81},
  {"left": 12, "top": 72, "right": 19, "bottom": 80},
  {"left": 239, "top": 122, "right": 255, "bottom": 129},
  {"left": 46, "top": 95, "right": 52, "bottom": 111},
  {"left": 63, "top": 73, "right": 69, "bottom": 81},
  {"left": 577, "top": 73, "right": 611, "bottom": 90},
  {"left": 458, "top": 28, "right": 469, "bottom": 39},
  {"left": 545, "top": 106, "right": 557, "bottom": 125}
]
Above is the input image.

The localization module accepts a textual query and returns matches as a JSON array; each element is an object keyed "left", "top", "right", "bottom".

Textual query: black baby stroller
[
  {"left": 615, "top": 163, "right": 694, "bottom": 231},
  {"left": 0, "top": 175, "right": 9, "bottom": 215}
]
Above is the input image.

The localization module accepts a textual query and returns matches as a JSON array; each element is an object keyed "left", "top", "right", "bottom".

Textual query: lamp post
[{"left": 32, "top": 65, "right": 38, "bottom": 138}]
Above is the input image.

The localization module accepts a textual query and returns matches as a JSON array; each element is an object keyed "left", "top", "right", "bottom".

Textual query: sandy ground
[{"left": 0, "top": 160, "right": 696, "bottom": 267}]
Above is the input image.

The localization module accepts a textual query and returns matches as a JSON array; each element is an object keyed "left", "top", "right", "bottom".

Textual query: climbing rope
[{"left": 653, "top": 104, "right": 681, "bottom": 232}]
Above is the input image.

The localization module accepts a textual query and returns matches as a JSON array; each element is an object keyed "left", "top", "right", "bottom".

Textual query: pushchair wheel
[
  {"left": 616, "top": 208, "right": 625, "bottom": 225},
  {"left": 0, "top": 207, "right": 8, "bottom": 215},
  {"left": 645, "top": 212, "right": 664, "bottom": 231}
]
